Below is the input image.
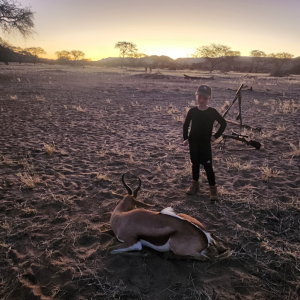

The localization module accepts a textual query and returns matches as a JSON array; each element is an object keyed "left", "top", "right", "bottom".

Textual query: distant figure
[
  {"left": 149, "top": 67, "right": 152, "bottom": 73},
  {"left": 145, "top": 67, "right": 148, "bottom": 73},
  {"left": 183, "top": 85, "right": 226, "bottom": 200}
]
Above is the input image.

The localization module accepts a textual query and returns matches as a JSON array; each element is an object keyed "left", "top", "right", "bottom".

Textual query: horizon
[{"left": 3, "top": 0, "right": 300, "bottom": 61}]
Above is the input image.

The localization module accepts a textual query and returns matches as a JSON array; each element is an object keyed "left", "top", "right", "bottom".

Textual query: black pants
[{"left": 189, "top": 142, "right": 216, "bottom": 186}]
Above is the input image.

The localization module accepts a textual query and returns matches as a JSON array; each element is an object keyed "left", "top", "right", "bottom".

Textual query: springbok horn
[
  {"left": 121, "top": 173, "right": 132, "bottom": 195},
  {"left": 133, "top": 177, "right": 142, "bottom": 198}
]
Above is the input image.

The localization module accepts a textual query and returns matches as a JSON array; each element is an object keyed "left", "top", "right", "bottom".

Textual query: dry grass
[
  {"left": 17, "top": 172, "right": 41, "bottom": 188},
  {"left": 129, "top": 153, "right": 135, "bottom": 164},
  {"left": 260, "top": 166, "right": 282, "bottom": 182},
  {"left": 1, "top": 155, "right": 13, "bottom": 165},
  {"left": 226, "top": 157, "right": 252, "bottom": 171},
  {"left": 44, "top": 143, "right": 56, "bottom": 155},
  {"left": 97, "top": 150, "right": 105, "bottom": 157},
  {"left": 10, "top": 95, "right": 18, "bottom": 100},
  {"left": 76, "top": 105, "right": 87, "bottom": 112},
  {"left": 95, "top": 173, "right": 109, "bottom": 181},
  {"left": 21, "top": 207, "right": 38, "bottom": 215},
  {"left": 276, "top": 124, "right": 288, "bottom": 131},
  {"left": 36, "top": 95, "right": 45, "bottom": 101},
  {"left": 174, "top": 115, "right": 184, "bottom": 123},
  {"left": 157, "top": 163, "right": 162, "bottom": 172},
  {"left": 153, "top": 105, "right": 162, "bottom": 112},
  {"left": 288, "top": 142, "right": 300, "bottom": 157},
  {"left": 167, "top": 104, "right": 180, "bottom": 114},
  {"left": 271, "top": 99, "right": 298, "bottom": 114}
]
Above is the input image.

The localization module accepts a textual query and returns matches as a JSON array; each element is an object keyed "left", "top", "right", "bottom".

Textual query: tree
[
  {"left": 250, "top": 50, "right": 267, "bottom": 72},
  {"left": 55, "top": 50, "right": 71, "bottom": 61},
  {"left": 223, "top": 50, "right": 241, "bottom": 72},
  {"left": 115, "top": 41, "right": 138, "bottom": 67},
  {"left": 193, "top": 43, "right": 240, "bottom": 72},
  {"left": 12, "top": 46, "right": 29, "bottom": 63},
  {"left": 0, "top": 37, "right": 13, "bottom": 64},
  {"left": 70, "top": 50, "right": 85, "bottom": 61},
  {"left": 25, "top": 46, "right": 46, "bottom": 64},
  {"left": 268, "top": 52, "right": 294, "bottom": 76},
  {"left": 55, "top": 50, "right": 86, "bottom": 65},
  {"left": 0, "top": 0, "right": 35, "bottom": 37}
]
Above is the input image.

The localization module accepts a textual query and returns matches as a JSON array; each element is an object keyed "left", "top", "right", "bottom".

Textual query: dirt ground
[{"left": 0, "top": 63, "right": 300, "bottom": 300}]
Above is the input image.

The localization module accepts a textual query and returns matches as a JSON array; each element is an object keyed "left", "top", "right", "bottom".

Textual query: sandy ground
[{"left": 0, "top": 64, "right": 300, "bottom": 300}]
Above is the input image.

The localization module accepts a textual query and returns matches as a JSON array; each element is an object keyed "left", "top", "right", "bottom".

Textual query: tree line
[
  {"left": 114, "top": 41, "right": 297, "bottom": 76},
  {"left": 0, "top": 1, "right": 298, "bottom": 75}
]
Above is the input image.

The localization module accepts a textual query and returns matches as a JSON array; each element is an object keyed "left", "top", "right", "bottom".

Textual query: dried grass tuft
[
  {"left": 288, "top": 142, "right": 300, "bottom": 157},
  {"left": 17, "top": 173, "right": 40, "bottom": 188},
  {"left": 76, "top": 105, "right": 87, "bottom": 112},
  {"left": 95, "top": 173, "right": 109, "bottom": 181},
  {"left": 261, "top": 166, "right": 282, "bottom": 182},
  {"left": 44, "top": 143, "right": 56, "bottom": 155}
]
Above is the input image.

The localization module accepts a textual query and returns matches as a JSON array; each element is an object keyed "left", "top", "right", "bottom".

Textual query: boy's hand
[
  {"left": 210, "top": 136, "right": 216, "bottom": 142},
  {"left": 183, "top": 139, "right": 189, "bottom": 146}
]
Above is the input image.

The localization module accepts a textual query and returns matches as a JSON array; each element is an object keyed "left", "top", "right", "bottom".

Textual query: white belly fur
[{"left": 141, "top": 239, "right": 171, "bottom": 252}]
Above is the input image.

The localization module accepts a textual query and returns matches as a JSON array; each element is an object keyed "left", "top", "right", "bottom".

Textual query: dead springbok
[{"left": 109, "top": 173, "right": 219, "bottom": 260}]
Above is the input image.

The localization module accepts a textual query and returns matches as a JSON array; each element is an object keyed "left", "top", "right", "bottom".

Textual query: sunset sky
[{"left": 4, "top": 0, "right": 300, "bottom": 61}]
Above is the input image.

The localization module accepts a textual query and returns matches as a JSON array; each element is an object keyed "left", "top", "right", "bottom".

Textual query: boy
[{"left": 183, "top": 85, "right": 226, "bottom": 200}]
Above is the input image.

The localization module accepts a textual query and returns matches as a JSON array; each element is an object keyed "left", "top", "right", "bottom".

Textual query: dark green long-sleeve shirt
[{"left": 183, "top": 107, "right": 227, "bottom": 143}]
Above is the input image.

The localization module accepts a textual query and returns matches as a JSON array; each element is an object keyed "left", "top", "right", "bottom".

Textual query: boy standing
[{"left": 183, "top": 85, "right": 226, "bottom": 200}]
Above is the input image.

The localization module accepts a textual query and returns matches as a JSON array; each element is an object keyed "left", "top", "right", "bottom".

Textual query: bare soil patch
[{"left": 0, "top": 64, "right": 300, "bottom": 299}]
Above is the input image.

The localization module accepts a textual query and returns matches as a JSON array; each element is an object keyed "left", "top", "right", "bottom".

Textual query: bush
[{"left": 270, "top": 68, "right": 287, "bottom": 77}]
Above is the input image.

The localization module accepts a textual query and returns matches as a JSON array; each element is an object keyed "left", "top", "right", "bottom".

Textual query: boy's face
[{"left": 196, "top": 94, "right": 210, "bottom": 106}]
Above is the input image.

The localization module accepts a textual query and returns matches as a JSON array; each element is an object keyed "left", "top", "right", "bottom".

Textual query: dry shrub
[
  {"left": 21, "top": 207, "right": 37, "bottom": 215},
  {"left": 253, "top": 99, "right": 259, "bottom": 105},
  {"left": 17, "top": 173, "right": 40, "bottom": 188},
  {"left": 44, "top": 143, "right": 56, "bottom": 155},
  {"left": 129, "top": 153, "right": 134, "bottom": 164},
  {"left": 137, "top": 124, "right": 145, "bottom": 131},
  {"left": 288, "top": 142, "right": 300, "bottom": 157},
  {"left": 276, "top": 124, "right": 288, "bottom": 131},
  {"left": 261, "top": 166, "right": 282, "bottom": 182},
  {"left": 36, "top": 95, "right": 45, "bottom": 101},
  {"left": 174, "top": 115, "right": 184, "bottom": 122},
  {"left": 10, "top": 95, "right": 18, "bottom": 100},
  {"left": 131, "top": 100, "right": 139, "bottom": 106},
  {"left": 157, "top": 163, "right": 162, "bottom": 172},
  {"left": 98, "top": 150, "right": 105, "bottom": 157},
  {"left": 95, "top": 173, "right": 109, "bottom": 181},
  {"left": 153, "top": 105, "right": 162, "bottom": 112},
  {"left": 167, "top": 104, "right": 179, "bottom": 114},
  {"left": 1, "top": 155, "right": 13, "bottom": 165},
  {"left": 271, "top": 99, "right": 298, "bottom": 114},
  {"left": 76, "top": 105, "right": 87, "bottom": 112},
  {"left": 106, "top": 126, "right": 115, "bottom": 134},
  {"left": 226, "top": 157, "right": 252, "bottom": 171}
]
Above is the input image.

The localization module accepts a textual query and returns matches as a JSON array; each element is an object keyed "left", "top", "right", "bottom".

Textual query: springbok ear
[{"left": 133, "top": 199, "right": 154, "bottom": 208}]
